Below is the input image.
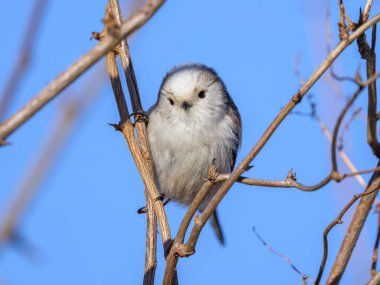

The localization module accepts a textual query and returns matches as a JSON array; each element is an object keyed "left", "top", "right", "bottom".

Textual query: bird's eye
[
  {"left": 198, "top": 91, "right": 206, "bottom": 99},
  {"left": 168, "top": 98, "right": 174, "bottom": 105}
]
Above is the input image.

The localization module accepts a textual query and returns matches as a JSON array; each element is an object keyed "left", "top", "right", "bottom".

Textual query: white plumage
[{"left": 147, "top": 64, "right": 241, "bottom": 244}]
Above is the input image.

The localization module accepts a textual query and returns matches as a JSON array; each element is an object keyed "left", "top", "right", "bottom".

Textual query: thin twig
[
  {"left": 338, "top": 108, "right": 362, "bottom": 150},
  {"left": 316, "top": 116, "right": 368, "bottom": 189},
  {"left": 252, "top": 227, "right": 315, "bottom": 284},
  {"left": 0, "top": 0, "right": 165, "bottom": 145},
  {"left": 215, "top": 166, "right": 380, "bottom": 190},
  {"left": 326, "top": 1, "right": 358, "bottom": 86},
  {"left": 0, "top": 0, "right": 48, "bottom": 120},
  {"left": 163, "top": 14, "right": 380, "bottom": 285},
  {"left": 331, "top": 68, "right": 380, "bottom": 172}
]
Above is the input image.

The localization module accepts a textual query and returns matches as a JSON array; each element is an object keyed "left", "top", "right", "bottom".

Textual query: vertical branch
[
  {"left": 363, "top": 0, "right": 374, "bottom": 22},
  {"left": 104, "top": 2, "right": 173, "bottom": 283},
  {"left": 371, "top": 204, "right": 380, "bottom": 278},
  {"left": 143, "top": 194, "right": 157, "bottom": 285},
  {"left": 365, "top": 25, "right": 380, "bottom": 157},
  {"left": 106, "top": 1, "right": 159, "bottom": 283},
  {"left": 0, "top": 0, "right": 48, "bottom": 119}
]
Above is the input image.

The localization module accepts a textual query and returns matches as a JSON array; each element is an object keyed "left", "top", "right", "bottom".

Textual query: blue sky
[{"left": 1, "top": 1, "right": 379, "bottom": 284}]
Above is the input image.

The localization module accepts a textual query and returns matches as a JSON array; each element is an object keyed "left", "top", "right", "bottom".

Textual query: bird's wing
[{"left": 227, "top": 102, "right": 242, "bottom": 171}]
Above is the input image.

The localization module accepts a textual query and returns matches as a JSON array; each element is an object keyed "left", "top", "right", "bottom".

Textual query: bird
[{"left": 147, "top": 64, "right": 242, "bottom": 244}]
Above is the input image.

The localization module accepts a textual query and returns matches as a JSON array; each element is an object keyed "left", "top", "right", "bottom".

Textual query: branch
[
  {"left": 371, "top": 204, "right": 380, "bottom": 278},
  {"left": 186, "top": 12, "right": 380, "bottom": 249},
  {"left": 217, "top": 171, "right": 332, "bottom": 192},
  {"left": 163, "top": 162, "right": 218, "bottom": 284},
  {"left": 252, "top": 227, "right": 315, "bottom": 284},
  {"left": 326, "top": 23, "right": 380, "bottom": 284},
  {"left": 0, "top": 0, "right": 165, "bottom": 145},
  {"left": 331, "top": 87, "right": 364, "bottom": 172},
  {"left": 216, "top": 167, "right": 380, "bottom": 190},
  {"left": 0, "top": 0, "right": 48, "bottom": 120},
  {"left": 162, "top": 13, "right": 380, "bottom": 284},
  {"left": 363, "top": 0, "right": 374, "bottom": 22},
  {"left": 144, "top": 192, "right": 157, "bottom": 285},
  {"left": 324, "top": 164, "right": 380, "bottom": 284},
  {"left": 316, "top": 173, "right": 380, "bottom": 284},
  {"left": 0, "top": 66, "right": 105, "bottom": 251},
  {"left": 104, "top": 3, "right": 173, "bottom": 284},
  {"left": 105, "top": 1, "right": 164, "bottom": 283},
  {"left": 293, "top": 52, "right": 370, "bottom": 191},
  {"left": 368, "top": 270, "right": 380, "bottom": 285},
  {"left": 363, "top": 25, "right": 380, "bottom": 157},
  {"left": 331, "top": 67, "right": 380, "bottom": 171},
  {"left": 315, "top": 115, "right": 368, "bottom": 189}
]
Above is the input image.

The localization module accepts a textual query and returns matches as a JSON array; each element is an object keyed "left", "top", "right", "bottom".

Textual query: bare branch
[
  {"left": 0, "top": 0, "right": 165, "bottom": 145},
  {"left": 105, "top": 1, "right": 164, "bottom": 283},
  {"left": 0, "top": 0, "right": 48, "bottom": 120},
  {"left": 163, "top": 13, "right": 380, "bottom": 284},
  {"left": 187, "top": 13, "right": 380, "bottom": 253},
  {"left": 216, "top": 166, "right": 380, "bottom": 190},
  {"left": 337, "top": 0, "right": 357, "bottom": 41},
  {"left": 363, "top": 25, "right": 380, "bottom": 157},
  {"left": 217, "top": 172, "right": 332, "bottom": 192},
  {"left": 323, "top": 166, "right": 380, "bottom": 284},
  {"left": 368, "top": 270, "right": 380, "bottom": 285},
  {"left": 163, "top": 162, "right": 218, "bottom": 284},
  {"left": 252, "top": 227, "right": 315, "bottom": 284},
  {"left": 371, "top": 204, "right": 380, "bottom": 279},
  {"left": 325, "top": 18, "right": 380, "bottom": 285},
  {"left": 363, "top": 0, "right": 374, "bottom": 22},
  {"left": 331, "top": 87, "right": 365, "bottom": 172},
  {"left": 331, "top": 67, "right": 380, "bottom": 171},
  {"left": 104, "top": 3, "right": 173, "bottom": 284},
  {"left": 315, "top": 172, "right": 380, "bottom": 284},
  {"left": 0, "top": 66, "right": 105, "bottom": 250},
  {"left": 315, "top": 115, "right": 368, "bottom": 189}
]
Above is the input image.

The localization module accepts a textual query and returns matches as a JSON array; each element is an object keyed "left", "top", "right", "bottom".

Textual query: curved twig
[{"left": 316, "top": 167, "right": 380, "bottom": 284}]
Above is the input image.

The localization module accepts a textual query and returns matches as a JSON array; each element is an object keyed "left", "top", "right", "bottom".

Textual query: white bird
[{"left": 147, "top": 64, "right": 242, "bottom": 244}]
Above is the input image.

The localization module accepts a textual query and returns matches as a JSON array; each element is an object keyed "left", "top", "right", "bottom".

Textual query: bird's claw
[{"left": 129, "top": 111, "right": 149, "bottom": 127}]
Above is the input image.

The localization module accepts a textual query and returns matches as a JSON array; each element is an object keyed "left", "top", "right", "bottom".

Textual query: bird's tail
[{"left": 210, "top": 210, "right": 225, "bottom": 245}]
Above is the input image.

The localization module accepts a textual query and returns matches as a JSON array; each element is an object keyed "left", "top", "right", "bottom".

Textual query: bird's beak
[{"left": 181, "top": 101, "right": 192, "bottom": 110}]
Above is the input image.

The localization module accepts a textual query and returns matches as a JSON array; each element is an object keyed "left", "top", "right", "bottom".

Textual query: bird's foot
[
  {"left": 129, "top": 111, "right": 149, "bottom": 127},
  {"left": 136, "top": 194, "right": 171, "bottom": 214}
]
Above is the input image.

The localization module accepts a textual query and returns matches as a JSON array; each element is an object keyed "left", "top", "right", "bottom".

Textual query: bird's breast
[{"left": 147, "top": 110, "right": 233, "bottom": 204}]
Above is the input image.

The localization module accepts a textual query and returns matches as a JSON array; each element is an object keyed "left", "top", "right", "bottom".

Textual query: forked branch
[{"left": 163, "top": 13, "right": 380, "bottom": 285}]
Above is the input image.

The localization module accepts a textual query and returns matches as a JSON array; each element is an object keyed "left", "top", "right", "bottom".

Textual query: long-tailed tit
[{"left": 147, "top": 64, "right": 242, "bottom": 244}]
